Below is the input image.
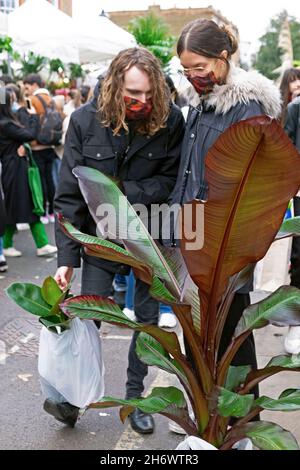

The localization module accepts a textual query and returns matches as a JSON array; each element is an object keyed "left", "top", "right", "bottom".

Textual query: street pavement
[{"left": 0, "top": 225, "right": 299, "bottom": 450}]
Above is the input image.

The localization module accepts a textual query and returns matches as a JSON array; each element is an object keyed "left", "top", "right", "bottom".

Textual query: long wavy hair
[
  {"left": 279, "top": 67, "right": 300, "bottom": 125},
  {"left": 98, "top": 47, "right": 171, "bottom": 136}
]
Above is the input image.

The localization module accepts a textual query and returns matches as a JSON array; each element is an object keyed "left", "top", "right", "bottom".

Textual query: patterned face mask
[
  {"left": 124, "top": 96, "right": 153, "bottom": 121},
  {"left": 187, "top": 71, "right": 221, "bottom": 96}
]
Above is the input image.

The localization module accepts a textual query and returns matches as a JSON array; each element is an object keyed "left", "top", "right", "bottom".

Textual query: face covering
[
  {"left": 124, "top": 96, "right": 152, "bottom": 121},
  {"left": 187, "top": 71, "right": 221, "bottom": 96}
]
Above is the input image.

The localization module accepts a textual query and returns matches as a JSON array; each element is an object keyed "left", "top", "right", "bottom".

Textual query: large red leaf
[{"left": 181, "top": 116, "right": 300, "bottom": 355}]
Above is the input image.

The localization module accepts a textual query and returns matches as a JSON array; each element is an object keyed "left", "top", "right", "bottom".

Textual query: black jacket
[
  {"left": 54, "top": 99, "right": 185, "bottom": 270},
  {"left": 0, "top": 114, "right": 39, "bottom": 225},
  {"left": 285, "top": 96, "right": 300, "bottom": 151}
]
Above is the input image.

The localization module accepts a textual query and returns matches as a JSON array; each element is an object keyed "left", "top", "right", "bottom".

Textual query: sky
[{"left": 73, "top": 0, "right": 300, "bottom": 59}]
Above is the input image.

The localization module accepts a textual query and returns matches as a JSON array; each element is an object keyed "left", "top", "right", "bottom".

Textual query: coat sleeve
[
  {"left": 2, "top": 116, "right": 39, "bottom": 143},
  {"left": 284, "top": 100, "right": 300, "bottom": 145},
  {"left": 54, "top": 114, "right": 87, "bottom": 268},
  {"left": 122, "top": 110, "right": 185, "bottom": 205}
]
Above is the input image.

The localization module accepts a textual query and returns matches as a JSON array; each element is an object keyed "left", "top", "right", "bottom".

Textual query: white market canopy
[{"left": 7, "top": 0, "right": 136, "bottom": 64}]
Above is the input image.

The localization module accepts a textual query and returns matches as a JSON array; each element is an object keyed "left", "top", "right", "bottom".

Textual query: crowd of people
[{"left": 1, "top": 17, "right": 300, "bottom": 436}]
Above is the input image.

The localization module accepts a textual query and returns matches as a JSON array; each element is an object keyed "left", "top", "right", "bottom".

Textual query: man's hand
[
  {"left": 54, "top": 266, "right": 74, "bottom": 290},
  {"left": 17, "top": 145, "right": 26, "bottom": 157}
]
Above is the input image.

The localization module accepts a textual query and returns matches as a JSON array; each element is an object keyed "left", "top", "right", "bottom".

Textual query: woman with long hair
[
  {"left": 169, "top": 19, "right": 281, "bottom": 410},
  {"left": 279, "top": 67, "right": 300, "bottom": 125},
  {"left": 0, "top": 89, "right": 57, "bottom": 257}
]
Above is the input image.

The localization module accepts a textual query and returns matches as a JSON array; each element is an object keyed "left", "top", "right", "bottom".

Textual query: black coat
[
  {"left": 54, "top": 100, "right": 185, "bottom": 270},
  {"left": 0, "top": 192, "right": 5, "bottom": 237},
  {"left": 285, "top": 96, "right": 300, "bottom": 151},
  {"left": 0, "top": 114, "right": 39, "bottom": 225}
]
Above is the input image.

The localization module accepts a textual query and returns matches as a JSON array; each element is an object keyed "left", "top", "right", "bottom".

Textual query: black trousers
[
  {"left": 33, "top": 148, "right": 56, "bottom": 215},
  {"left": 290, "top": 197, "right": 300, "bottom": 288},
  {"left": 81, "top": 261, "right": 159, "bottom": 400},
  {"left": 185, "top": 293, "right": 259, "bottom": 399}
]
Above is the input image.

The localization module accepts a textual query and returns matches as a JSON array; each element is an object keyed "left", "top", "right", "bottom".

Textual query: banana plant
[{"left": 7, "top": 116, "right": 300, "bottom": 449}]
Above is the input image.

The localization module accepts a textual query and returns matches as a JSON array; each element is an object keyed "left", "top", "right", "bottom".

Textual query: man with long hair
[{"left": 51, "top": 48, "right": 185, "bottom": 434}]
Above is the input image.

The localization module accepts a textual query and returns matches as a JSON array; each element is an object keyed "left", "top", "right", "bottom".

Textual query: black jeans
[
  {"left": 33, "top": 148, "right": 56, "bottom": 215},
  {"left": 290, "top": 197, "right": 300, "bottom": 288},
  {"left": 81, "top": 260, "right": 159, "bottom": 400}
]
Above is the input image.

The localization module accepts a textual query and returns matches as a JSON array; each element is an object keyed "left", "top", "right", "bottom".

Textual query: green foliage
[
  {"left": 0, "top": 35, "right": 13, "bottom": 54},
  {"left": 252, "top": 11, "right": 300, "bottom": 79},
  {"left": 19, "top": 51, "right": 48, "bottom": 75},
  {"left": 69, "top": 63, "right": 85, "bottom": 80},
  {"left": 128, "top": 12, "right": 175, "bottom": 67}
]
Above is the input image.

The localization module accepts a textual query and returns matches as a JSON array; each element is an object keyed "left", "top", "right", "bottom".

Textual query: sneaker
[
  {"left": 0, "top": 261, "right": 8, "bottom": 273},
  {"left": 284, "top": 326, "right": 300, "bottom": 354},
  {"left": 123, "top": 308, "right": 136, "bottom": 321},
  {"left": 48, "top": 214, "right": 55, "bottom": 224},
  {"left": 3, "top": 247, "right": 22, "bottom": 257},
  {"left": 169, "top": 421, "right": 187, "bottom": 435},
  {"left": 16, "top": 223, "right": 30, "bottom": 231},
  {"left": 37, "top": 244, "right": 57, "bottom": 257},
  {"left": 159, "top": 313, "right": 177, "bottom": 329},
  {"left": 40, "top": 216, "right": 49, "bottom": 225}
]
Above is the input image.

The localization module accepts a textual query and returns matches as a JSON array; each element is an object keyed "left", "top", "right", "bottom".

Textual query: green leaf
[
  {"left": 266, "top": 354, "right": 300, "bottom": 369},
  {"left": 72, "top": 166, "right": 181, "bottom": 298},
  {"left": 255, "top": 389, "right": 300, "bottom": 412},
  {"left": 61, "top": 295, "right": 185, "bottom": 366},
  {"left": 235, "top": 286, "right": 300, "bottom": 337},
  {"left": 41, "top": 277, "right": 63, "bottom": 307},
  {"left": 6, "top": 283, "right": 52, "bottom": 317},
  {"left": 225, "top": 365, "right": 252, "bottom": 392},
  {"left": 216, "top": 388, "right": 254, "bottom": 418},
  {"left": 277, "top": 216, "right": 300, "bottom": 240},
  {"left": 39, "top": 316, "right": 71, "bottom": 333},
  {"left": 226, "top": 422, "right": 299, "bottom": 450},
  {"left": 93, "top": 387, "right": 187, "bottom": 415},
  {"left": 136, "top": 333, "right": 188, "bottom": 387}
]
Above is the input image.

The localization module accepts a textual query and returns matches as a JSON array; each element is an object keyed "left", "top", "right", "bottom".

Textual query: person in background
[
  {"left": 0, "top": 89, "right": 57, "bottom": 258},
  {"left": 0, "top": 172, "right": 7, "bottom": 272},
  {"left": 79, "top": 85, "right": 91, "bottom": 105},
  {"left": 23, "top": 74, "right": 58, "bottom": 225},
  {"left": 282, "top": 67, "right": 300, "bottom": 354},
  {"left": 64, "top": 89, "right": 82, "bottom": 117}
]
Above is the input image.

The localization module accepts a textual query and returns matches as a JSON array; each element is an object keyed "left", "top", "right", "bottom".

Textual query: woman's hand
[
  {"left": 17, "top": 145, "right": 26, "bottom": 157},
  {"left": 54, "top": 266, "right": 74, "bottom": 290}
]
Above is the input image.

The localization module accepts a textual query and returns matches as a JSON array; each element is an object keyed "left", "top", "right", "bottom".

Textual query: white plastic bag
[
  {"left": 38, "top": 318, "right": 105, "bottom": 408},
  {"left": 176, "top": 436, "right": 218, "bottom": 451}
]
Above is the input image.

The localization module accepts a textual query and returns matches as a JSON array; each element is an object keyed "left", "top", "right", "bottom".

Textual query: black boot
[
  {"left": 43, "top": 399, "right": 79, "bottom": 427},
  {"left": 129, "top": 409, "right": 154, "bottom": 435}
]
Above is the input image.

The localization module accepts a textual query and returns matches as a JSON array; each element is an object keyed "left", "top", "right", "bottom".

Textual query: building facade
[
  {"left": 109, "top": 4, "right": 240, "bottom": 62},
  {"left": 1, "top": 0, "right": 72, "bottom": 16}
]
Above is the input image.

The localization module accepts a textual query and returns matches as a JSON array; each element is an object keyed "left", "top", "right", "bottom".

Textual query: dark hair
[
  {"left": 0, "top": 89, "right": 19, "bottom": 123},
  {"left": 279, "top": 67, "right": 300, "bottom": 124},
  {"left": 80, "top": 85, "right": 91, "bottom": 103},
  {"left": 23, "top": 73, "right": 43, "bottom": 88},
  {"left": 6, "top": 83, "right": 22, "bottom": 102},
  {"left": 177, "top": 19, "right": 238, "bottom": 61},
  {"left": 0, "top": 75, "right": 14, "bottom": 85}
]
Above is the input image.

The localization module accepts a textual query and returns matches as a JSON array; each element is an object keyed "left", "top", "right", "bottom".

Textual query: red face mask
[
  {"left": 124, "top": 96, "right": 152, "bottom": 121},
  {"left": 187, "top": 71, "right": 221, "bottom": 96}
]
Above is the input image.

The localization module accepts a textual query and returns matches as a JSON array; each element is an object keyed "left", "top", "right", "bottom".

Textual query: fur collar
[{"left": 204, "top": 65, "right": 282, "bottom": 118}]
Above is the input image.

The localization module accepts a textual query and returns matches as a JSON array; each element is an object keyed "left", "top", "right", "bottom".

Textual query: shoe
[
  {"left": 43, "top": 399, "right": 79, "bottom": 427},
  {"left": 40, "top": 216, "right": 49, "bottom": 225},
  {"left": 169, "top": 421, "right": 187, "bottom": 435},
  {"left": 159, "top": 313, "right": 177, "bottom": 329},
  {"left": 284, "top": 326, "right": 300, "bottom": 354},
  {"left": 129, "top": 408, "right": 154, "bottom": 434},
  {"left": 3, "top": 247, "right": 22, "bottom": 257},
  {"left": 0, "top": 261, "right": 8, "bottom": 273},
  {"left": 37, "top": 244, "right": 57, "bottom": 257},
  {"left": 123, "top": 308, "right": 136, "bottom": 322},
  {"left": 48, "top": 214, "right": 55, "bottom": 224},
  {"left": 16, "top": 223, "right": 30, "bottom": 231}
]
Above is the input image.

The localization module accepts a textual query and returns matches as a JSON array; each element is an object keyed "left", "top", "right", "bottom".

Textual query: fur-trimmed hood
[{"left": 204, "top": 65, "right": 282, "bottom": 118}]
